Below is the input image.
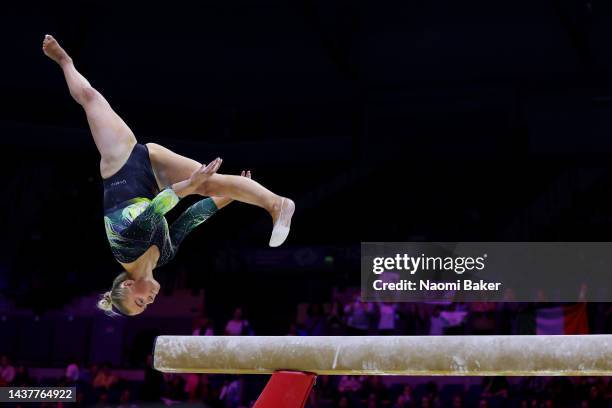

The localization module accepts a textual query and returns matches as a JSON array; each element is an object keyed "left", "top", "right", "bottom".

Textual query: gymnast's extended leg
[{"left": 42, "top": 34, "right": 136, "bottom": 178}]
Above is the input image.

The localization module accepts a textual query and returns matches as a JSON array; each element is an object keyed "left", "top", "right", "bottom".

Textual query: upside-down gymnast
[{"left": 42, "top": 35, "right": 295, "bottom": 316}]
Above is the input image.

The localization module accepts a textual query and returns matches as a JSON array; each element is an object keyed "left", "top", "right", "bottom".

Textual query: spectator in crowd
[
  {"left": 429, "top": 306, "right": 446, "bottom": 336},
  {"left": 92, "top": 363, "right": 118, "bottom": 391},
  {"left": 117, "top": 389, "right": 138, "bottom": 408},
  {"left": 164, "top": 373, "right": 187, "bottom": 401},
  {"left": 81, "top": 363, "right": 99, "bottom": 384},
  {"left": 338, "top": 375, "right": 362, "bottom": 406},
  {"left": 0, "top": 355, "right": 16, "bottom": 385},
  {"left": 394, "top": 384, "right": 414, "bottom": 408},
  {"left": 376, "top": 302, "right": 398, "bottom": 335},
  {"left": 219, "top": 376, "right": 243, "bottom": 408},
  {"left": 304, "top": 303, "right": 327, "bottom": 335},
  {"left": 193, "top": 316, "right": 215, "bottom": 336},
  {"left": 225, "top": 307, "right": 251, "bottom": 335},
  {"left": 184, "top": 373, "right": 201, "bottom": 401},
  {"left": 344, "top": 295, "right": 374, "bottom": 335},
  {"left": 440, "top": 303, "right": 468, "bottom": 335},
  {"left": 338, "top": 375, "right": 363, "bottom": 395},
  {"left": 361, "top": 376, "right": 390, "bottom": 405},
  {"left": 65, "top": 357, "right": 80, "bottom": 382},
  {"left": 326, "top": 301, "right": 346, "bottom": 335},
  {"left": 587, "top": 384, "right": 607, "bottom": 408},
  {"left": 469, "top": 302, "right": 497, "bottom": 335},
  {"left": 184, "top": 373, "right": 218, "bottom": 404}
]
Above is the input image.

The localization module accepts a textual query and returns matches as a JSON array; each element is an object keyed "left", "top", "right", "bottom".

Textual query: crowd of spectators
[
  {"left": 0, "top": 297, "right": 610, "bottom": 407},
  {"left": 310, "top": 376, "right": 611, "bottom": 408},
  {"left": 0, "top": 352, "right": 610, "bottom": 408},
  {"left": 192, "top": 301, "right": 611, "bottom": 341},
  {"left": 287, "top": 297, "right": 611, "bottom": 337}
]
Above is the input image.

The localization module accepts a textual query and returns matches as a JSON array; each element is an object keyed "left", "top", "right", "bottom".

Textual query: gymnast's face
[{"left": 120, "top": 278, "right": 160, "bottom": 315}]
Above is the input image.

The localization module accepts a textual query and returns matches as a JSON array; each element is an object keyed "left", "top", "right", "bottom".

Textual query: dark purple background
[{"left": 0, "top": 1, "right": 610, "bottom": 407}]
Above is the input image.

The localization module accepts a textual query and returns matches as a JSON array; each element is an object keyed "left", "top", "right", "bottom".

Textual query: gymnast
[{"left": 42, "top": 35, "right": 295, "bottom": 316}]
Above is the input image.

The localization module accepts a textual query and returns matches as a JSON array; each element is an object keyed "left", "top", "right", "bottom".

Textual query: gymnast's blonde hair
[{"left": 97, "top": 272, "right": 131, "bottom": 316}]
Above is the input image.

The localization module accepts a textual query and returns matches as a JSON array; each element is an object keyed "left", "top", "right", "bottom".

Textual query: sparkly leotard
[{"left": 102, "top": 144, "right": 217, "bottom": 267}]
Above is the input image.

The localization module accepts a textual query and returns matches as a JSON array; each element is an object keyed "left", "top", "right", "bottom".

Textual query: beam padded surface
[{"left": 154, "top": 335, "right": 611, "bottom": 376}]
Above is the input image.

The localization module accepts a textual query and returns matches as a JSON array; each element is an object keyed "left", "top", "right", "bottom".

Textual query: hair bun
[{"left": 97, "top": 291, "right": 114, "bottom": 314}]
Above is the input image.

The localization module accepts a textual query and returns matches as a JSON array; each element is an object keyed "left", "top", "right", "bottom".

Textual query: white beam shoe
[{"left": 269, "top": 198, "right": 295, "bottom": 247}]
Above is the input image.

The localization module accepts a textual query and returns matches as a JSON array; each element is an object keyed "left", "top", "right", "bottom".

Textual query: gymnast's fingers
[
  {"left": 205, "top": 158, "right": 222, "bottom": 174},
  {"left": 212, "top": 158, "right": 223, "bottom": 172},
  {"left": 201, "top": 159, "right": 217, "bottom": 173}
]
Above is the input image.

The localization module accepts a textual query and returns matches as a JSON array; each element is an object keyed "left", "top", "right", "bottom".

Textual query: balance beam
[{"left": 153, "top": 335, "right": 611, "bottom": 376}]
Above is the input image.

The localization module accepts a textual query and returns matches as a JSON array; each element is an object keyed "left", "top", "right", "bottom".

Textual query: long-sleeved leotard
[
  {"left": 102, "top": 143, "right": 218, "bottom": 267},
  {"left": 104, "top": 188, "right": 218, "bottom": 267}
]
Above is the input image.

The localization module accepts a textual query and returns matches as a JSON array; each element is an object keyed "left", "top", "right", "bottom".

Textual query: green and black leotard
[{"left": 102, "top": 144, "right": 217, "bottom": 267}]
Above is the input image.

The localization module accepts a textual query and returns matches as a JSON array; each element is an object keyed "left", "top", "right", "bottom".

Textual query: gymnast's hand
[
  {"left": 190, "top": 157, "right": 223, "bottom": 186},
  {"left": 240, "top": 170, "right": 252, "bottom": 179}
]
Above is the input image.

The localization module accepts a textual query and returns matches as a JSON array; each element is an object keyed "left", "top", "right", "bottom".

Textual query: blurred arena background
[{"left": 0, "top": 0, "right": 610, "bottom": 407}]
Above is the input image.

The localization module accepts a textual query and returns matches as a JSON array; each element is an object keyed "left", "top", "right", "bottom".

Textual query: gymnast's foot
[
  {"left": 42, "top": 34, "right": 71, "bottom": 65},
  {"left": 269, "top": 197, "right": 295, "bottom": 247}
]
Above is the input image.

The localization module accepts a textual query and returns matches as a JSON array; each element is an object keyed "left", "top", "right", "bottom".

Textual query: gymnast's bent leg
[
  {"left": 147, "top": 143, "right": 295, "bottom": 247},
  {"left": 42, "top": 34, "right": 136, "bottom": 178}
]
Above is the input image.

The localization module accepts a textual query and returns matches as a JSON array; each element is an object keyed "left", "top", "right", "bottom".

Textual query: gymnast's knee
[
  {"left": 196, "top": 174, "right": 226, "bottom": 196},
  {"left": 76, "top": 85, "right": 101, "bottom": 106}
]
